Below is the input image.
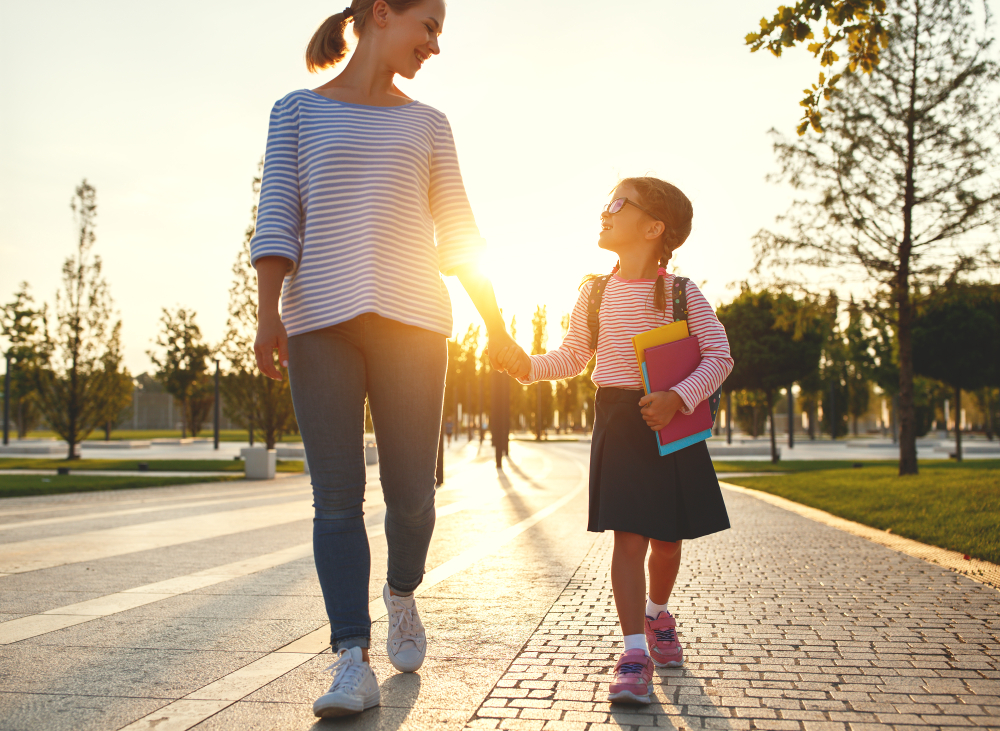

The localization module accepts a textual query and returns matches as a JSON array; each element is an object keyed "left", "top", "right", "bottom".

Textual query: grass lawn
[
  {"left": 714, "top": 459, "right": 1000, "bottom": 473},
  {"left": 0, "top": 458, "right": 305, "bottom": 473},
  {"left": 0, "top": 474, "right": 241, "bottom": 499},
  {"left": 721, "top": 464, "right": 1000, "bottom": 564},
  {"left": 22, "top": 429, "right": 304, "bottom": 443}
]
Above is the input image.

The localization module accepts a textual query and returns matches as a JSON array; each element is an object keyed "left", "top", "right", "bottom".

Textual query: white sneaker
[
  {"left": 312, "top": 646, "right": 380, "bottom": 718},
  {"left": 383, "top": 583, "right": 427, "bottom": 672}
]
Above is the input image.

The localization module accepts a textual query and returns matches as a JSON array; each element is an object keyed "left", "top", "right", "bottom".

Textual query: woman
[{"left": 251, "top": 0, "right": 522, "bottom": 718}]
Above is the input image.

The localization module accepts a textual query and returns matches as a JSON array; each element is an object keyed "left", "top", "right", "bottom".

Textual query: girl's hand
[
  {"left": 638, "top": 390, "right": 684, "bottom": 431},
  {"left": 254, "top": 313, "right": 289, "bottom": 380}
]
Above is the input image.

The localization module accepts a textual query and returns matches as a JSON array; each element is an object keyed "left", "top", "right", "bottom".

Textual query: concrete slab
[
  {"left": 191, "top": 701, "right": 470, "bottom": 731},
  {"left": 0, "top": 692, "right": 170, "bottom": 731}
]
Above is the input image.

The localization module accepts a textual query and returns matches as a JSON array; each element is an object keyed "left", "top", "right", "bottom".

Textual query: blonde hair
[{"left": 306, "top": 0, "right": 427, "bottom": 72}]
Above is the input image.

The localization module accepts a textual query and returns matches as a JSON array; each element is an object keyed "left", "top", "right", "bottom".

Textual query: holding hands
[
  {"left": 488, "top": 333, "right": 531, "bottom": 380},
  {"left": 638, "top": 390, "right": 684, "bottom": 432}
]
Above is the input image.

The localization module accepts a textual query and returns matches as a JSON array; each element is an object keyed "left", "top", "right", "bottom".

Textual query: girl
[
  {"left": 252, "top": 0, "right": 525, "bottom": 719},
  {"left": 497, "top": 177, "right": 733, "bottom": 705}
]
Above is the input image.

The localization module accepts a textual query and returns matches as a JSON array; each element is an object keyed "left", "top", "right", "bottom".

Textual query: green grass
[
  {"left": 713, "top": 459, "right": 1000, "bottom": 473},
  {"left": 0, "top": 458, "right": 305, "bottom": 473},
  {"left": 0, "top": 474, "right": 241, "bottom": 499},
  {"left": 22, "top": 430, "right": 304, "bottom": 443},
  {"left": 722, "top": 465, "right": 1000, "bottom": 564}
]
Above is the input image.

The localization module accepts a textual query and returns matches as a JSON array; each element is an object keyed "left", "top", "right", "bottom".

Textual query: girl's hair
[
  {"left": 306, "top": 0, "right": 427, "bottom": 72},
  {"left": 580, "top": 176, "right": 693, "bottom": 314}
]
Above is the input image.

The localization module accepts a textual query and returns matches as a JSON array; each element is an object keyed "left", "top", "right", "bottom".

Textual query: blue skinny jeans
[{"left": 287, "top": 314, "right": 446, "bottom": 651}]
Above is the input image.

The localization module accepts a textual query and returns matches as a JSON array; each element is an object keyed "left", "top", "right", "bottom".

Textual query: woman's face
[{"left": 379, "top": 0, "right": 446, "bottom": 79}]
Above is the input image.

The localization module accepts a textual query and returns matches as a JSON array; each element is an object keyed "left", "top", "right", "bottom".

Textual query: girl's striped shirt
[
  {"left": 523, "top": 272, "right": 734, "bottom": 414},
  {"left": 250, "top": 90, "right": 485, "bottom": 338}
]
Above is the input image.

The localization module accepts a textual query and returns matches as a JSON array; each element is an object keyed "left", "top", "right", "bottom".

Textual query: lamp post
[
  {"left": 3, "top": 350, "right": 11, "bottom": 446},
  {"left": 787, "top": 385, "right": 795, "bottom": 449},
  {"left": 213, "top": 358, "right": 220, "bottom": 451},
  {"left": 726, "top": 390, "right": 732, "bottom": 445}
]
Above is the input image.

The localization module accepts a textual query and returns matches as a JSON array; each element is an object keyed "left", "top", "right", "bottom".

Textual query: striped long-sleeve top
[
  {"left": 523, "top": 272, "right": 734, "bottom": 414},
  {"left": 250, "top": 90, "right": 485, "bottom": 338}
]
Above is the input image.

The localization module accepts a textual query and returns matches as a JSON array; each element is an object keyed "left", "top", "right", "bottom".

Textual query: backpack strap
[{"left": 586, "top": 275, "right": 611, "bottom": 351}]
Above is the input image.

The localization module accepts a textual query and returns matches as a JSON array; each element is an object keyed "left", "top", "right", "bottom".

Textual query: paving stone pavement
[{"left": 464, "top": 486, "right": 1000, "bottom": 731}]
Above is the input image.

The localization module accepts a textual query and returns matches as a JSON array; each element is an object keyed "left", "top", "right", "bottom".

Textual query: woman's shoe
[
  {"left": 607, "top": 649, "right": 653, "bottom": 704},
  {"left": 313, "top": 647, "right": 380, "bottom": 717},
  {"left": 383, "top": 583, "right": 427, "bottom": 672},
  {"left": 644, "top": 610, "right": 684, "bottom": 667}
]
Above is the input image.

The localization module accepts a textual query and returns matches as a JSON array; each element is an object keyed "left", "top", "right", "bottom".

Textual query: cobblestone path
[{"left": 466, "top": 486, "right": 1000, "bottom": 731}]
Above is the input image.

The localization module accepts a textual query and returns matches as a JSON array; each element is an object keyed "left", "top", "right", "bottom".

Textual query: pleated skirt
[{"left": 588, "top": 387, "right": 731, "bottom": 543}]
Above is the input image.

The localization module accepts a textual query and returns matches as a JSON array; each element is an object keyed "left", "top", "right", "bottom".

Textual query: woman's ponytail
[{"left": 306, "top": 6, "right": 355, "bottom": 73}]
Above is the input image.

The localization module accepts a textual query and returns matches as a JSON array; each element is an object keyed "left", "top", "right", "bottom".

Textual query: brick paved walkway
[{"left": 465, "top": 487, "right": 1000, "bottom": 731}]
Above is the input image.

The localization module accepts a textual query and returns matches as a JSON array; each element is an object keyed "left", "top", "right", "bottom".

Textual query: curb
[{"left": 720, "top": 481, "right": 1000, "bottom": 591}]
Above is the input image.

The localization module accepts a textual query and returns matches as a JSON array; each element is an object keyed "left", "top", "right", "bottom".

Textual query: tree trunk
[
  {"left": 105, "top": 421, "right": 111, "bottom": 441},
  {"left": 535, "top": 383, "right": 542, "bottom": 441},
  {"left": 985, "top": 389, "right": 994, "bottom": 441},
  {"left": 954, "top": 386, "right": 962, "bottom": 462},
  {"left": 768, "top": 392, "right": 779, "bottom": 463},
  {"left": 896, "top": 3, "right": 921, "bottom": 477},
  {"left": 787, "top": 386, "right": 794, "bottom": 449}
]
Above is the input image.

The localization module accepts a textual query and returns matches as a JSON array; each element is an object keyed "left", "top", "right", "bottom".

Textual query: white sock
[
  {"left": 645, "top": 597, "right": 668, "bottom": 618},
  {"left": 623, "top": 633, "right": 647, "bottom": 653}
]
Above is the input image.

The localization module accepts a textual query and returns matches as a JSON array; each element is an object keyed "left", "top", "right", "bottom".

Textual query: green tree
[
  {"left": 913, "top": 285, "right": 999, "bottom": 459},
  {"left": 843, "top": 298, "right": 874, "bottom": 435},
  {"left": 733, "top": 389, "right": 770, "bottom": 438},
  {"left": 753, "top": 0, "right": 1000, "bottom": 474},
  {"left": 747, "top": 0, "right": 888, "bottom": 134},
  {"left": 149, "top": 307, "right": 213, "bottom": 438},
  {"left": 718, "top": 288, "right": 825, "bottom": 462},
  {"left": 218, "top": 163, "right": 297, "bottom": 449},
  {"left": 97, "top": 322, "right": 134, "bottom": 440},
  {"left": 1, "top": 283, "right": 49, "bottom": 437},
  {"left": 530, "top": 305, "right": 553, "bottom": 440},
  {"left": 35, "top": 180, "right": 122, "bottom": 459}
]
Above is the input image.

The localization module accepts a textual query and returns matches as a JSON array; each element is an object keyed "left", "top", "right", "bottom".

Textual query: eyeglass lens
[{"left": 606, "top": 198, "right": 625, "bottom": 214}]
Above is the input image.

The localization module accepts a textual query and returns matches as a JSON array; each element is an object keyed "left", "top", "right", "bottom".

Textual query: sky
[{"left": 4, "top": 0, "right": 989, "bottom": 374}]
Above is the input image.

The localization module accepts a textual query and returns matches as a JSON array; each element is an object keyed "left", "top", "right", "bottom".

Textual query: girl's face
[
  {"left": 598, "top": 183, "right": 663, "bottom": 257},
  {"left": 378, "top": 0, "right": 445, "bottom": 79}
]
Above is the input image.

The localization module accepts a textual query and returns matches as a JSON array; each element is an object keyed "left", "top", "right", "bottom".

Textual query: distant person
[
  {"left": 444, "top": 418, "right": 454, "bottom": 446},
  {"left": 251, "top": 0, "right": 525, "bottom": 718},
  {"left": 495, "top": 177, "right": 733, "bottom": 705}
]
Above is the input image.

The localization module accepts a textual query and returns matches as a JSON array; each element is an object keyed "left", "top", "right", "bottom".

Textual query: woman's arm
[
  {"left": 254, "top": 256, "right": 292, "bottom": 380},
  {"left": 454, "top": 264, "right": 523, "bottom": 369}
]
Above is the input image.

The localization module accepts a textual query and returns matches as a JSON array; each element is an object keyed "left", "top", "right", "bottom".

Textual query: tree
[
  {"left": 913, "top": 285, "right": 999, "bottom": 460},
  {"left": 149, "top": 308, "right": 213, "bottom": 438},
  {"left": 1, "top": 283, "right": 49, "bottom": 437},
  {"left": 219, "top": 162, "right": 296, "bottom": 449},
  {"left": 753, "top": 0, "right": 1000, "bottom": 474},
  {"left": 530, "top": 305, "right": 553, "bottom": 441},
  {"left": 843, "top": 298, "right": 874, "bottom": 435},
  {"left": 718, "top": 287, "right": 824, "bottom": 462},
  {"left": 747, "top": 0, "right": 889, "bottom": 134},
  {"left": 96, "top": 322, "right": 134, "bottom": 440},
  {"left": 35, "top": 180, "right": 121, "bottom": 459}
]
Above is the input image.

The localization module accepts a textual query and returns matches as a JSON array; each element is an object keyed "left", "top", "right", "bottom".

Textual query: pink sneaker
[
  {"left": 644, "top": 611, "right": 683, "bottom": 667},
  {"left": 607, "top": 649, "right": 653, "bottom": 704}
]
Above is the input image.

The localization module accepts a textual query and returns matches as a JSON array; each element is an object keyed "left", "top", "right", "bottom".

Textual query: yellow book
[{"left": 631, "top": 321, "right": 690, "bottom": 394}]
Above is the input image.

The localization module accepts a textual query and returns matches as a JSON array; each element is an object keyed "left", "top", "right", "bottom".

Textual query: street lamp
[{"left": 213, "top": 358, "right": 221, "bottom": 451}]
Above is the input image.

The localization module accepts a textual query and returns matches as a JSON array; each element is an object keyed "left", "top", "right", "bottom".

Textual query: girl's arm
[
  {"left": 516, "top": 283, "right": 596, "bottom": 383},
  {"left": 670, "top": 281, "right": 734, "bottom": 414}
]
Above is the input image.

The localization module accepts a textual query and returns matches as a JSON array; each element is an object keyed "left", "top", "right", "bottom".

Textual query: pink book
[{"left": 642, "top": 337, "right": 714, "bottom": 455}]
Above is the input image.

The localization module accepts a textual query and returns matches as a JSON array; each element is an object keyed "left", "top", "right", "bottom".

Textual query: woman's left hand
[{"left": 638, "top": 390, "right": 684, "bottom": 432}]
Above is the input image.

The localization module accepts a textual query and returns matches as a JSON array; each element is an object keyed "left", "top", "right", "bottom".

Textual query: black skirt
[{"left": 588, "top": 387, "right": 731, "bottom": 543}]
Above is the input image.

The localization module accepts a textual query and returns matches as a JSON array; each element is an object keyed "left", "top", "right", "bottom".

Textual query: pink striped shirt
[{"left": 522, "top": 272, "right": 734, "bottom": 414}]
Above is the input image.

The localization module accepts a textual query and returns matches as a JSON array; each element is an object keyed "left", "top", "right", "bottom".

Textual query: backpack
[{"left": 586, "top": 273, "right": 722, "bottom": 423}]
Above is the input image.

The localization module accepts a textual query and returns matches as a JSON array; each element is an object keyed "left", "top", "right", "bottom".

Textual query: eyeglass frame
[{"left": 603, "top": 197, "right": 657, "bottom": 219}]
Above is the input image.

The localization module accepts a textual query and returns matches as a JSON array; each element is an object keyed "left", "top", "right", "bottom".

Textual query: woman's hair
[
  {"left": 306, "top": 0, "right": 427, "bottom": 72},
  {"left": 580, "top": 176, "right": 693, "bottom": 315}
]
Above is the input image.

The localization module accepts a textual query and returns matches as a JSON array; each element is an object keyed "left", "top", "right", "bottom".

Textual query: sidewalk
[{"left": 465, "top": 485, "right": 1000, "bottom": 731}]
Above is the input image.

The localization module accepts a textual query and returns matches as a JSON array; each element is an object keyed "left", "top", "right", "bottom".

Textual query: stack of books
[{"left": 632, "top": 322, "right": 715, "bottom": 456}]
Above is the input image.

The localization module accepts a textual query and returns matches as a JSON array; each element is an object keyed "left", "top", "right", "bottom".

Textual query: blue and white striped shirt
[{"left": 250, "top": 90, "right": 485, "bottom": 338}]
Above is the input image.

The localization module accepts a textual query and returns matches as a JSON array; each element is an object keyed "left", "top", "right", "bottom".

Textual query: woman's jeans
[{"left": 287, "top": 314, "right": 447, "bottom": 651}]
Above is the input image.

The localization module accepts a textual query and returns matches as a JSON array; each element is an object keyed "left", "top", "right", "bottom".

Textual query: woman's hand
[
  {"left": 638, "top": 390, "right": 684, "bottom": 432},
  {"left": 492, "top": 341, "right": 531, "bottom": 380},
  {"left": 255, "top": 313, "right": 289, "bottom": 380}
]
